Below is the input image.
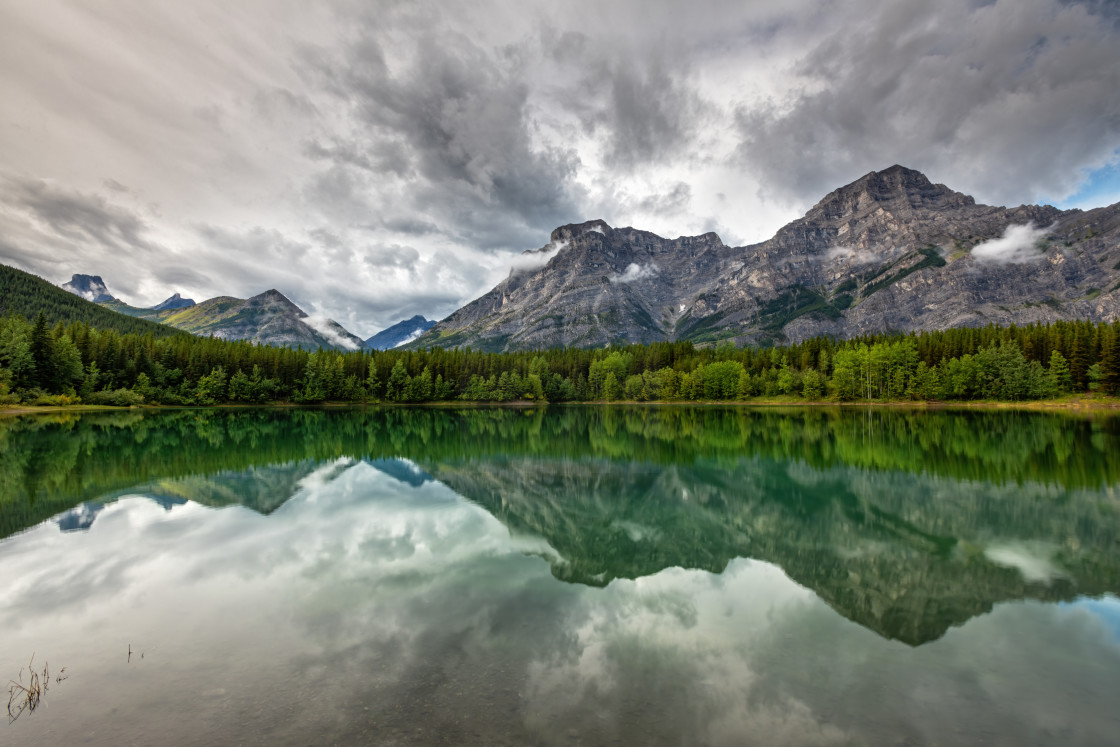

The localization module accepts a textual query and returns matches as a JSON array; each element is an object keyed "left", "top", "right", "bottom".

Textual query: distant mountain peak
[
  {"left": 61, "top": 273, "right": 115, "bottom": 303},
  {"left": 151, "top": 292, "right": 195, "bottom": 311},
  {"left": 364, "top": 316, "right": 436, "bottom": 350},
  {"left": 250, "top": 289, "right": 303, "bottom": 313}
]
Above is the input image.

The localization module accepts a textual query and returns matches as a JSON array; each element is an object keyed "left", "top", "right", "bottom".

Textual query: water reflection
[{"left": 1, "top": 407, "right": 1119, "bottom": 744}]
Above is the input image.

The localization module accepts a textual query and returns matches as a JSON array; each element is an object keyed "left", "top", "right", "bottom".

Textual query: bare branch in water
[{"left": 7, "top": 654, "right": 66, "bottom": 724}]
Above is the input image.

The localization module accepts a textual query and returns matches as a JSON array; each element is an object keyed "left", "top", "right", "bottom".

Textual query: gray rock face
[
  {"left": 151, "top": 292, "right": 195, "bottom": 311},
  {"left": 410, "top": 166, "right": 1120, "bottom": 351},
  {"left": 61, "top": 274, "right": 115, "bottom": 303},
  {"left": 363, "top": 315, "right": 436, "bottom": 349}
]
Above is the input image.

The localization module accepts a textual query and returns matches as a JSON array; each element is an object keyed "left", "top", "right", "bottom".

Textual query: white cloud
[
  {"left": 971, "top": 223, "right": 1051, "bottom": 264},
  {"left": 508, "top": 239, "right": 567, "bottom": 275},
  {"left": 824, "top": 246, "right": 896, "bottom": 266},
  {"left": 610, "top": 262, "right": 659, "bottom": 284},
  {"left": 303, "top": 314, "right": 360, "bottom": 350},
  {"left": 393, "top": 328, "right": 425, "bottom": 348}
]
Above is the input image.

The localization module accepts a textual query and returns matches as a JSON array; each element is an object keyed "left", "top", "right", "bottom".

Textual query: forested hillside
[
  {"left": 1, "top": 306, "right": 1117, "bottom": 406},
  {"left": 0, "top": 264, "right": 180, "bottom": 338}
]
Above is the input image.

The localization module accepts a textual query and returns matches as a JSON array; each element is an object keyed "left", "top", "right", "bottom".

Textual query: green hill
[{"left": 0, "top": 263, "right": 183, "bottom": 337}]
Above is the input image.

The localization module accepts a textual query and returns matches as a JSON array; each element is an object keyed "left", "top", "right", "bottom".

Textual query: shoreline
[{"left": 3, "top": 395, "right": 1119, "bottom": 417}]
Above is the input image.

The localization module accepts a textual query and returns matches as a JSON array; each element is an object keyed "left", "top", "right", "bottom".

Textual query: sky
[{"left": 1, "top": 0, "right": 1118, "bottom": 337}]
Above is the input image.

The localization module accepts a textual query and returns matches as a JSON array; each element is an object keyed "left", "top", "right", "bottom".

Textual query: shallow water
[{"left": 2, "top": 406, "right": 1119, "bottom": 745}]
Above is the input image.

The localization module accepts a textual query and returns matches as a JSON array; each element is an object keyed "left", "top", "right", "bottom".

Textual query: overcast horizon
[{"left": 2, "top": 0, "right": 1119, "bottom": 337}]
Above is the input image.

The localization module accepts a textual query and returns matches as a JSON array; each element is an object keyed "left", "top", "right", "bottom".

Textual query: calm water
[{"left": 2, "top": 406, "right": 1120, "bottom": 745}]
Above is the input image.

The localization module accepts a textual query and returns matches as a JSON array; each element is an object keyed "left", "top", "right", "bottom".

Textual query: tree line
[{"left": 1, "top": 311, "right": 1118, "bottom": 406}]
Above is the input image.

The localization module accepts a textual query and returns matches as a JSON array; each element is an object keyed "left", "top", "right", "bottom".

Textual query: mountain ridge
[
  {"left": 363, "top": 315, "right": 436, "bottom": 349},
  {"left": 408, "top": 165, "right": 1120, "bottom": 351},
  {"left": 80, "top": 278, "right": 364, "bottom": 350}
]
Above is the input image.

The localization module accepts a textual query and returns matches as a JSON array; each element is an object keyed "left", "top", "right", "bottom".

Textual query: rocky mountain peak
[
  {"left": 806, "top": 165, "right": 976, "bottom": 224},
  {"left": 151, "top": 292, "right": 195, "bottom": 311},
  {"left": 550, "top": 219, "right": 611, "bottom": 243},
  {"left": 254, "top": 288, "right": 297, "bottom": 306},
  {"left": 62, "top": 273, "right": 115, "bottom": 302}
]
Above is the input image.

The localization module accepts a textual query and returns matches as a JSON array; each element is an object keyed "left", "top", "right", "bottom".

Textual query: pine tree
[
  {"left": 1047, "top": 350, "right": 1071, "bottom": 395},
  {"left": 386, "top": 360, "right": 409, "bottom": 402},
  {"left": 1069, "top": 325, "right": 1091, "bottom": 391},
  {"left": 364, "top": 359, "right": 382, "bottom": 401},
  {"left": 28, "top": 312, "right": 57, "bottom": 391},
  {"left": 1100, "top": 325, "right": 1120, "bottom": 396}
]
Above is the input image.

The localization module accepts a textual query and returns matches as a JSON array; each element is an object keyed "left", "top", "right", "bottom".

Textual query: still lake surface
[{"left": 2, "top": 406, "right": 1120, "bottom": 745}]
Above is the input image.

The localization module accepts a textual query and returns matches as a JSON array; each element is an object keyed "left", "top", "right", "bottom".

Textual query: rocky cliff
[{"left": 410, "top": 166, "right": 1120, "bottom": 350}]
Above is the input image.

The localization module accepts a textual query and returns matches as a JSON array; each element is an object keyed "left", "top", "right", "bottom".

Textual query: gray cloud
[
  {"left": 1, "top": 0, "right": 1118, "bottom": 333},
  {"left": 308, "top": 24, "right": 584, "bottom": 250},
  {"left": 543, "top": 30, "right": 709, "bottom": 171},
  {"left": 3, "top": 177, "right": 158, "bottom": 258},
  {"left": 634, "top": 182, "right": 692, "bottom": 216},
  {"left": 735, "top": 0, "right": 1120, "bottom": 206}
]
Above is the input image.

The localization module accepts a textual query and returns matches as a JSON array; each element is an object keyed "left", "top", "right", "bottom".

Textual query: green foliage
[
  {"left": 0, "top": 306, "right": 1116, "bottom": 407},
  {"left": 1048, "top": 350, "right": 1071, "bottom": 394},
  {"left": 802, "top": 369, "right": 824, "bottom": 400},
  {"left": 194, "top": 366, "right": 228, "bottom": 405},
  {"left": 85, "top": 388, "right": 145, "bottom": 406},
  {"left": 0, "top": 263, "right": 179, "bottom": 338}
]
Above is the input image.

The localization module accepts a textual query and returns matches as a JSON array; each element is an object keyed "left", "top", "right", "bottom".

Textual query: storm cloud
[{"left": 0, "top": 0, "right": 1118, "bottom": 336}]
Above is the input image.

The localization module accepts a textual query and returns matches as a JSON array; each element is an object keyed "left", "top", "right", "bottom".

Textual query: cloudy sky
[{"left": 1, "top": 0, "right": 1119, "bottom": 336}]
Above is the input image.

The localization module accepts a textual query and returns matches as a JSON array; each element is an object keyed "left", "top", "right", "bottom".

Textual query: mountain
[
  {"left": 409, "top": 166, "right": 1120, "bottom": 351},
  {"left": 108, "top": 289, "right": 365, "bottom": 350},
  {"left": 363, "top": 315, "right": 436, "bottom": 349},
  {"left": 151, "top": 292, "right": 195, "bottom": 311},
  {"left": 0, "top": 263, "right": 180, "bottom": 337},
  {"left": 61, "top": 273, "right": 116, "bottom": 302},
  {"left": 69, "top": 275, "right": 363, "bottom": 350}
]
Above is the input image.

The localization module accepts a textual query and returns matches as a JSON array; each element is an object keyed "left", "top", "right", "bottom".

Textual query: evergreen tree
[
  {"left": 385, "top": 360, "right": 409, "bottom": 402},
  {"left": 28, "top": 312, "right": 57, "bottom": 391},
  {"left": 364, "top": 359, "right": 382, "bottom": 400},
  {"left": 1047, "top": 350, "right": 1071, "bottom": 394},
  {"left": 1100, "top": 326, "right": 1120, "bottom": 396}
]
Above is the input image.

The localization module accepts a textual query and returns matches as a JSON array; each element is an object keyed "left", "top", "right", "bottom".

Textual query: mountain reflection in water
[{"left": 1, "top": 406, "right": 1119, "bottom": 746}]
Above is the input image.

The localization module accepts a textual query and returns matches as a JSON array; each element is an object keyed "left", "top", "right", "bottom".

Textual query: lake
[{"left": 2, "top": 406, "right": 1119, "bottom": 745}]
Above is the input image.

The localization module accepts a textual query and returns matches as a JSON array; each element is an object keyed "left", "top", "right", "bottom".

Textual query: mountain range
[
  {"left": 408, "top": 165, "right": 1120, "bottom": 351},
  {"left": 58, "top": 274, "right": 366, "bottom": 350},
  {"left": 42, "top": 165, "right": 1120, "bottom": 353}
]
